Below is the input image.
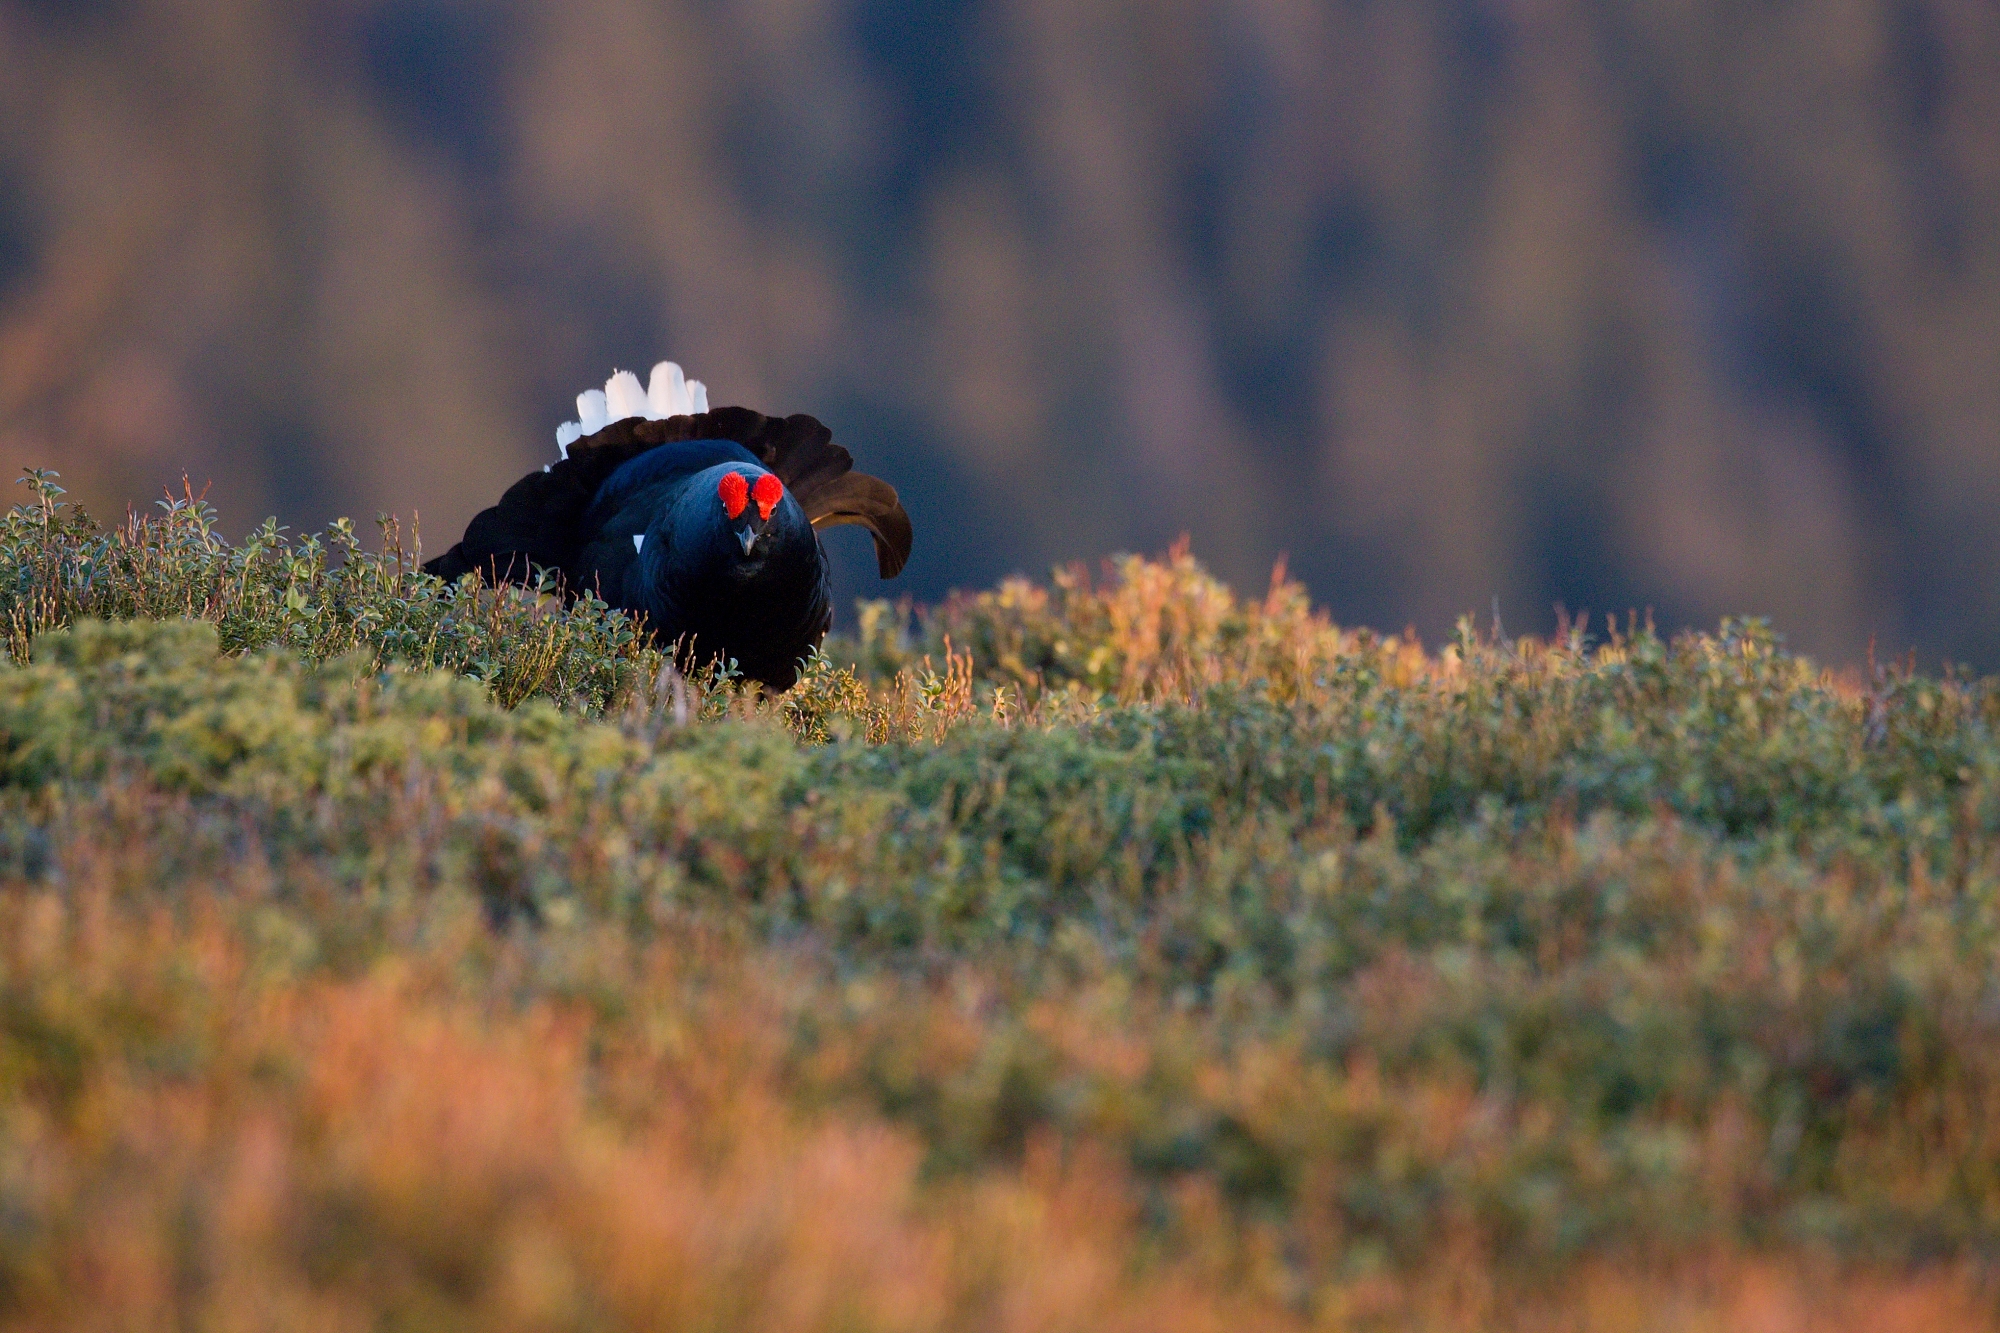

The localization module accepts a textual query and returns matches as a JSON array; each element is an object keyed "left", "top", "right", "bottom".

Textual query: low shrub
[{"left": 1, "top": 471, "right": 1998, "bottom": 1329}]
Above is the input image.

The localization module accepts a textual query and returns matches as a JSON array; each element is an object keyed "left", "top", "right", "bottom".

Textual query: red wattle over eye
[
  {"left": 752, "top": 473, "right": 783, "bottom": 520},
  {"left": 718, "top": 471, "right": 749, "bottom": 518}
]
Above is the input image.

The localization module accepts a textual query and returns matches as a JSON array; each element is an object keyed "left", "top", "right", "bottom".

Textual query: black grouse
[{"left": 424, "top": 362, "right": 911, "bottom": 691}]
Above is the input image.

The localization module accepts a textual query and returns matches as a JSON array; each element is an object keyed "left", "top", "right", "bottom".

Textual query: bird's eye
[
  {"left": 718, "top": 471, "right": 749, "bottom": 518},
  {"left": 752, "top": 473, "right": 783, "bottom": 521}
]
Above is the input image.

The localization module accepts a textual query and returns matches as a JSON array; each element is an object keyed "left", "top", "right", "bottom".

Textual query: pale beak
[{"left": 736, "top": 526, "right": 758, "bottom": 556}]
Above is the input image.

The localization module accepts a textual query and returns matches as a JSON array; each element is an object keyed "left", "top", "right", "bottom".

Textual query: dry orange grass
[
  {"left": 5, "top": 503, "right": 2000, "bottom": 1329},
  {"left": 0, "top": 883, "right": 1294, "bottom": 1333},
  {"left": 1, "top": 875, "right": 1994, "bottom": 1332}
]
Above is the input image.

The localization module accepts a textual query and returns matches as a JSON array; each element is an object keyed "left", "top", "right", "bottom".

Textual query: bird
[{"left": 423, "top": 361, "right": 912, "bottom": 691}]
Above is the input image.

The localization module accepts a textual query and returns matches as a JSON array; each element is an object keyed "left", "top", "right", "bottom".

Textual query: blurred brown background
[{"left": 1, "top": 0, "right": 1996, "bottom": 665}]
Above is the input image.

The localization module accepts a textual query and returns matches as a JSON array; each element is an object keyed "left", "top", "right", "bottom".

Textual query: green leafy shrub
[
  {"left": 0, "top": 471, "right": 654, "bottom": 712},
  {"left": 1, "top": 470, "right": 1999, "bottom": 1327}
]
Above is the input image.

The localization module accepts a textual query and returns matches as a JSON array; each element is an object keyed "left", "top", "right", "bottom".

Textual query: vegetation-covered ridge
[{"left": 2, "top": 473, "right": 2000, "bottom": 1330}]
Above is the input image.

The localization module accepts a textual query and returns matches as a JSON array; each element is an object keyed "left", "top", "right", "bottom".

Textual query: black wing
[
  {"left": 423, "top": 409, "right": 913, "bottom": 586},
  {"left": 663, "top": 408, "right": 911, "bottom": 575}
]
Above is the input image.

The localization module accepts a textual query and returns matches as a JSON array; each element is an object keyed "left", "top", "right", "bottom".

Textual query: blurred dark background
[{"left": 1, "top": 0, "right": 1996, "bottom": 666}]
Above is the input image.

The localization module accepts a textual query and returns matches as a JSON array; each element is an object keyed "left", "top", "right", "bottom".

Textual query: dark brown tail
[{"left": 423, "top": 408, "right": 913, "bottom": 587}]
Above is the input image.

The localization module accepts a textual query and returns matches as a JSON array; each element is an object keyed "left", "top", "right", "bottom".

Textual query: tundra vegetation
[{"left": 1, "top": 471, "right": 1998, "bottom": 1330}]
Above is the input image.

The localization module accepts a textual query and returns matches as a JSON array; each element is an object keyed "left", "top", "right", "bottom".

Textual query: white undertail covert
[{"left": 555, "top": 361, "right": 709, "bottom": 458}]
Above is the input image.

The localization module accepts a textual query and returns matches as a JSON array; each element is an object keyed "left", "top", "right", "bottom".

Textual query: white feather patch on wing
[{"left": 632, "top": 533, "right": 645, "bottom": 553}]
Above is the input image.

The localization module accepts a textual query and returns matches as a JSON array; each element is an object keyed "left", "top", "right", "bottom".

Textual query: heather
[{"left": 2, "top": 477, "right": 1999, "bottom": 1330}]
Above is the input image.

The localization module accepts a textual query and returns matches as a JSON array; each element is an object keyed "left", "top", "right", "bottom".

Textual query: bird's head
[
  {"left": 715, "top": 468, "right": 792, "bottom": 559},
  {"left": 652, "top": 462, "right": 815, "bottom": 599}
]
